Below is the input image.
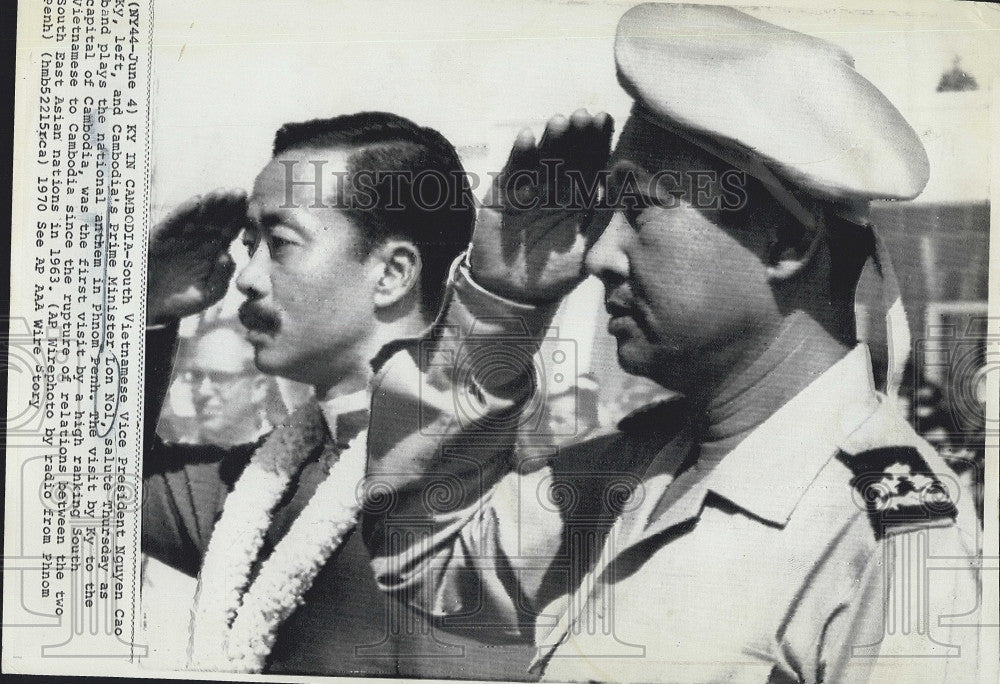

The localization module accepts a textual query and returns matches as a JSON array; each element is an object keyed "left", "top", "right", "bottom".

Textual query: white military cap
[{"left": 615, "top": 3, "right": 929, "bottom": 212}]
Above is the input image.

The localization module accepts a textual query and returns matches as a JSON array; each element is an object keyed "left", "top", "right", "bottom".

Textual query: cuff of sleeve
[
  {"left": 368, "top": 255, "right": 561, "bottom": 375},
  {"left": 451, "top": 256, "right": 560, "bottom": 336}
]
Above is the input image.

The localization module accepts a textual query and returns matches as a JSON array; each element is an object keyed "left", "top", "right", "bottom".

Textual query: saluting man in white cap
[{"left": 360, "top": 5, "right": 982, "bottom": 682}]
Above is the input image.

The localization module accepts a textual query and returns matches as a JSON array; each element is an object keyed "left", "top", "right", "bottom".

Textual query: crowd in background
[{"left": 897, "top": 361, "right": 986, "bottom": 523}]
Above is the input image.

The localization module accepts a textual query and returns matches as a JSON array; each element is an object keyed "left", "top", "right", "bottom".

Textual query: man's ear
[{"left": 372, "top": 239, "right": 422, "bottom": 309}]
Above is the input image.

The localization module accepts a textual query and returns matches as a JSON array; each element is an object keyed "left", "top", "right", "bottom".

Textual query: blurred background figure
[
  {"left": 182, "top": 321, "right": 278, "bottom": 445},
  {"left": 897, "top": 361, "right": 985, "bottom": 525},
  {"left": 155, "top": 317, "right": 302, "bottom": 445},
  {"left": 542, "top": 374, "right": 603, "bottom": 447}
]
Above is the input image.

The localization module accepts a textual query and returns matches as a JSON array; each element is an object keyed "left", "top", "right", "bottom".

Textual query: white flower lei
[{"left": 186, "top": 402, "right": 368, "bottom": 672}]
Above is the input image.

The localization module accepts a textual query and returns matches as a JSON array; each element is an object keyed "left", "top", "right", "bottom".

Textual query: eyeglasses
[{"left": 181, "top": 368, "right": 253, "bottom": 388}]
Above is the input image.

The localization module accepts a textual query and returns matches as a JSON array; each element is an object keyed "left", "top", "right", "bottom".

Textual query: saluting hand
[
  {"left": 145, "top": 189, "right": 247, "bottom": 325},
  {"left": 469, "top": 109, "right": 614, "bottom": 304}
]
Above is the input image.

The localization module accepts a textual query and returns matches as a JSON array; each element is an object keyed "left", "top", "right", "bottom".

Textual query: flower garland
[{"left": 186, "top": 402, "right": 368, "bottom": 672}]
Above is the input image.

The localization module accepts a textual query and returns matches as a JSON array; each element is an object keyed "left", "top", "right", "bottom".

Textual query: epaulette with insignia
[{"left": 837, "top": 446, "right": 959, "bottom": 539}]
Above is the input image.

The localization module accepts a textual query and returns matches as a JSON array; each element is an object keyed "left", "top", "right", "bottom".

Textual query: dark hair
[{"left": 273, "top": 112, "right": 475, "bottom": 316}]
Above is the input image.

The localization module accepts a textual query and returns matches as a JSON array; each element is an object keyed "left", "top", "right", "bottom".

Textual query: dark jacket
[{"left": 141, "top": 323, "right": 536, "bottom": 678}]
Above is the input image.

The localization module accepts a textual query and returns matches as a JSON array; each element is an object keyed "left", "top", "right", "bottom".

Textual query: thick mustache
[
  {"left": 604, "top": 291, "right": 634, "bottom": 317},
  {"left": 238, "top": 302, "right": 280, "bottom": 332}
]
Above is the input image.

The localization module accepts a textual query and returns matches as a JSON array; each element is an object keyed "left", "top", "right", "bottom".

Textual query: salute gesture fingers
[
  {"left": 146, "top": 189, "right": 248, "bottom": 325},
  {"left": 470, "top": 109, "right": 614, "bottom": 304}
]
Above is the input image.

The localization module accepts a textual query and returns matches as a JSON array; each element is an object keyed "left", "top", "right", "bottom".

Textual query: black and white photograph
[{"left": 5, "top": 1, "right": 998, "bottom": 682}]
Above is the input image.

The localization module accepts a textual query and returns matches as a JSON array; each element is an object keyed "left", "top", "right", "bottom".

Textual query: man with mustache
[
  {"left": 360, "top": 5, "right": 981, "bottom": 682},
  {"left": 141, "top": 112, "right": 536, "bottom": 676}
]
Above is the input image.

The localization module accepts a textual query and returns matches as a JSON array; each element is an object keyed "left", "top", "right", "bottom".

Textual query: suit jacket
[{"left": 142, "top": 322, "right": 536, "bottom": 678}]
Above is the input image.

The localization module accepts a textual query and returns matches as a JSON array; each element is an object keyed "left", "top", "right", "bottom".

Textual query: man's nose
[
  {"left": 235, "top": 245, "right": 270, "bottom": 298},
  {"left": 585, "top": 211, "right": 630, "bottom": 280},
  {"left": 193, "top": 375, "right": 214, "bottom": 399}
]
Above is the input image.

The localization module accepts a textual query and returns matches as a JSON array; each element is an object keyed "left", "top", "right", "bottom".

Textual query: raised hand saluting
[
  {"left": 146, "top": 189, "right": 248, "bottom": 324},
  {"left": 469, "top": 109, "right": 614, "bottom": 303}
]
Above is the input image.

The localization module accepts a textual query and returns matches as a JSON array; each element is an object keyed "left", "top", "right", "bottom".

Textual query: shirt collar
[
  {"left": 318, "top": 388, "right": 371, "bottom": 445},
  {"left": 704, "top": 345, "right": 880, "bottom": 525},
  {"left": 645, "top": 345, "right": 881, "bottom": 532}
]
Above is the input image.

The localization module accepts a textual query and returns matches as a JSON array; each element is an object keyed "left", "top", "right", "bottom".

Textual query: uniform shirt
[{"left": 363, "top": 261, "right": 983, "bottom": 683}]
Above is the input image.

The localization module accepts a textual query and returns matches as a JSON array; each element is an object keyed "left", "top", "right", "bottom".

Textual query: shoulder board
[{"left": 837, "top": 446, "right": 958, "bottom": 539}]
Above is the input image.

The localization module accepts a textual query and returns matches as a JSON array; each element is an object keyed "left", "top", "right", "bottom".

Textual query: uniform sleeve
[
  {"left": 817, "top": 519, "right": 982, "bottom": 683},
  {"left": 140, "top": 322, "right": 260, "bottom": 576},
  {"left": 361, "top": 256, "right": 564, "bottom": 641}
]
